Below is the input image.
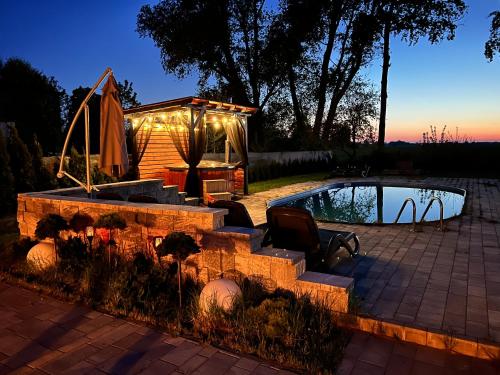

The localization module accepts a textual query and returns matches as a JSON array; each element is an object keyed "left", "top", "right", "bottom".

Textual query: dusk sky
[{"left": 1, "top": 0, "right": 499, "bottom": 142}]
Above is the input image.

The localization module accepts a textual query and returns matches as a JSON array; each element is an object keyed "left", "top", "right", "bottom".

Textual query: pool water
[{"left": 273, "top": 183, "right": 466, "bottom": 224}]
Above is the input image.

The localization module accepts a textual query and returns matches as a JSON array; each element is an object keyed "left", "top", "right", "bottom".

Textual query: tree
[
  {"left": 137, "top": 0, "right": 283, "bottom": 144},
  {"left": 117, "top": 80, "right": 141, "bottom": 109},
  {"left": 64, "top": 87, "right": 101, "bottom": 154},
  {"left": 157, "top": 232, "right": 200, "bottom": 313},
  {"left": 30, "top": 134, "right": 58, "bottom": 191},
  {"left": 35, "top": 214, "right": 69, "bottom": 259},
  {"left": 335, "top": 78, "right": 378, "bottom": 158},
  {"left": 376, "top": 0, "right": 466, "bottom": 149},
  {"left": 94, "top": 212, "right": 127, "bottom": 262},
  {"left": 6, "top": 125, "right": 36, "bottom": 193},
  {"left": 0, "top": 58, "right": 66, "bottom": 153},
  {"left": 64, "top": 80, "right": 140, "bottom": 153},
  {"left": 138, "top": 0, "right": 384, "bottom": 147},
  {"left": 0, "top": 130, "right": 15, "bottom": 213},
  {"left": 485, "top": 11, "right": 500, "bottom": 61}
]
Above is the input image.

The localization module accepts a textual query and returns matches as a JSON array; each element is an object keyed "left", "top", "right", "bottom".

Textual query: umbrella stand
[{"left": 57, "top": 67, "right": 113, "bottom": 195}]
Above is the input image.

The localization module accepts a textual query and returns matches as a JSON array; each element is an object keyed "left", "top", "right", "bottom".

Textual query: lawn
[{"left": 249, "top": 172, "right": 329, "bottom": 194}]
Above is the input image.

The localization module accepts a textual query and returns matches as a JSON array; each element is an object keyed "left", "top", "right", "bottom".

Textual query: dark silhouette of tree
[
  {"left": 0, "top": 58, "right": 66, "bottom": 153},
  {"left": 376, "top": 0, "right": 466, "bottom": 149},
  {"left": 117, "top": 80, "right": 141, "bottom": 109},
  {"left": 6, "top": 125, "right": 36, "bottom": 193},
  {"left": 64, "top": 87, "right": 101, "bottom": 154},
  {"left": 65, "top": 80, "right": 140, "bottom": 153},
  {"left": 335, "top": 78, "right": 378, "bottom": 158},
  {"left": 137, "top": 0, "right": 282, "bottom": 144},
  {"left": 137, "top": 0, "right": 382, "bottom": 147},
  {"left": 485, "top": 11, "right": 500, "bottom": 61},
  {"left": 30, "top": 134, "right": 58, "bottom": 191},
  {"left": 311, "top": 1, "right": 380, "bottom": 141},
  {"left": 0, "top": 130, "right": 15, "bottom": 213}
]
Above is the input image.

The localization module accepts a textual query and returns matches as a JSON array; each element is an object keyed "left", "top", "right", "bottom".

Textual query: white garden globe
[
  {"left": 199, "top": 278, "right": 242, "bottom": 313},
  {"left": 26, "top": 241, "right": 56, "bottom": 270}
]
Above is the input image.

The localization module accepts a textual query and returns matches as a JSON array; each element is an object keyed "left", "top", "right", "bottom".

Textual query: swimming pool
[{"left": 268, "top": 181, "right": 466, "bottom": 224}]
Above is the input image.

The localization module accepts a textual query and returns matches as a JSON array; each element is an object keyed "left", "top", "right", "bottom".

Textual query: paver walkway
[
  {"left": 338, "top": 332, "right": 500, "bottom": 374},
  {"left": 0, "top": 282, "right": 292, "bottom": 374},
  {"left": 241, "top": 177, "right": 500, "bottom": 343}
]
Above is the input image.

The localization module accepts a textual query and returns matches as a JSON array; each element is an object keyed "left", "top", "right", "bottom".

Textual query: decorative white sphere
[
  {"left": 199, "top": 278, "right": 242, "bottom": 313},
  {"left": 26, "top": 241, "right": 56, "bottom": 270}
]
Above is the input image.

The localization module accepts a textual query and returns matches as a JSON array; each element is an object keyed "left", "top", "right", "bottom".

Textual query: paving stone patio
[
  {"left": 338, "top": 331, "right": 500, "bottom": 374},
  {"left": 0, "top": 282, "right": 293, "bottom": 374},
  {"left": 241, "top": 177, "right": 500, "bottom": 343}
]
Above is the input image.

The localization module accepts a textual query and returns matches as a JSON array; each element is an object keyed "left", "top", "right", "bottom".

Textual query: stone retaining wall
[
  {"left": 41, "top": 179, "right": 183, "bottom": 204},
  {"left": 17, "top": 181, "right": 353, "bottom": 312}
]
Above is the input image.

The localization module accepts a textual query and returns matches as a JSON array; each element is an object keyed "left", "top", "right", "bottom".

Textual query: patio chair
[
  {"left": 128, "top": 194, "right": 159, "bottom": 204},
  {"left": 265, "top": 206, "right": 360, "bottom": 271},
  {"left": 95, "top": 192, "right": 124, "bottom": 201},
  {"left": 208, "top": 200, "right": 254, "bottom": 228}
]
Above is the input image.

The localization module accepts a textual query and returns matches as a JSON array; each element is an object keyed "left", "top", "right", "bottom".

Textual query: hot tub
[{"left": 163, "top": 160, "right": 244, "bottom": 194}]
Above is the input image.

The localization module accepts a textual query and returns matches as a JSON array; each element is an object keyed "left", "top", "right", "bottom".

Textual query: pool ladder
[{"left": 394, "top": 197, "right": 445, "bottom": 231}]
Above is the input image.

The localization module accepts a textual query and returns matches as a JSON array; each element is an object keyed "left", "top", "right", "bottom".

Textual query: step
[
  {"left": 184, "top": 197, "right": 200, "bottom": 206},
  {"left": 203, "top": 192, "right": 232, "bottom": 205}
]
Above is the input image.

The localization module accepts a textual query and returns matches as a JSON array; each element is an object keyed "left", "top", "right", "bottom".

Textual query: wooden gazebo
[{"left": 124, "top": 97, "right": 257, "bottom": 197}]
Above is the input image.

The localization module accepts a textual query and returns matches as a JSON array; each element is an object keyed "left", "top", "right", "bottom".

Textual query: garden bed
[{"left": 0, "top": 233, "right": 350, "bottom": 374}]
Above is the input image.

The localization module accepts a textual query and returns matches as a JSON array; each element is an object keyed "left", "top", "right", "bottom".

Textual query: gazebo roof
[{"left": 123, "top": 96, "right": 258, "bottom": 116}]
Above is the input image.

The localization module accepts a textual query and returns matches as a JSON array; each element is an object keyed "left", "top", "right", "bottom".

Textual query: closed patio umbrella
[{"left": 99, "top": 74, "right": 128, "bottom": 177}]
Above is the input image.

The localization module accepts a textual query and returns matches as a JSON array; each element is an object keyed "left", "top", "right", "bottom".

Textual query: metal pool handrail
[
  {"left": 420, "top": 197, "right": 445, "bottom": 231},
  {"left": 394, "top": 198, "right": 417, "bottom": 231}
]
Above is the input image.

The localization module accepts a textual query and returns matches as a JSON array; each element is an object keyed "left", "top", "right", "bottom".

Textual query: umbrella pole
[
  {"left": 57, "top": 67, "right": 112, "bottom": 193},
  {"left": 84, "top": 105, "right": 92, "bottom": 197}
]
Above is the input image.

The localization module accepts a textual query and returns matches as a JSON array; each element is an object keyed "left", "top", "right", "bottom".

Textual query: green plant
[
  {"left": 192, "top": 281, "right": 349, "bottom": 373},
  {"left": 0, "top": 131, "right": 15, "bottom": 213},
  {"left": 157, "top": 232, "right": 200, "bottom": 312},
  {"left": 94, "top": 212, "right": 127, "bottom": 261},
  {"left": 35, "top": 214, "right": 69, "bottom": 259},
  {"left": 69, "top": 213, "right": 94, "bottom": 234},
  {"left": 6, "top": 125, "right": 36, "bottom": 193}
]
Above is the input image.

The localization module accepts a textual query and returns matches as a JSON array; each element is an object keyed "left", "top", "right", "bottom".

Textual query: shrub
[
  {"left": 69, "top": 213, "right": 94, "bottom": 234},
  {"left": 248, "top": 155, "right": 334, "bottom": 183},
  {"left": 0, "top": 237, "right": 37, "bottom": 270},
  {"left": 35, "top": 214, "right": 69, "bottom": 263},
  {"left": 94, "top": 213, "right": 126, "bottom": 230},
  {"left": 30, "top": 135, "right": 58, "bottom": 191},
  {"left": 0, "top": 131, "right": 15, "bottom": 213},
  {"left": 6, "top": 125, "right": 36, "bottom": 192},
  {"left": 193, "top": 281, "right": 349, "bottom": 373}
]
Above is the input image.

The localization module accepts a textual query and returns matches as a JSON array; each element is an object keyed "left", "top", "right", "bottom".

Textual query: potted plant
[
  {"left": 35, "top": 214, "right": 69, "bottom": 262},
  {"left": 156, "top": 232, "right": 200, "bottom": 313}
]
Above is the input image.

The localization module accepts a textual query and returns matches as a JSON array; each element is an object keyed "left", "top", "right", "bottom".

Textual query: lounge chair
[
  {"left": 208, "top": 200, "right": 254, "bottom": 228},
  {"left": 128, "top": 194, "right": 159, "bottom": 203},
  {"left": 265, "top": 206, "right": 360, "bottom": 271},
  {"left": 95, "top": 192, "right": 124, "bottom": 201}
]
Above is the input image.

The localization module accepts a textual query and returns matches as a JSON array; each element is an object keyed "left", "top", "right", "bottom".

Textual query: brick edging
[{"left": 334, "top": 313, "right": 500, "bottom": 360}]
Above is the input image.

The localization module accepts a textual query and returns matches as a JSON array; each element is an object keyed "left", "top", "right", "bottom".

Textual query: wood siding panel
[{"left": 136, "top": 127, "right": 183, "bottom": 180}]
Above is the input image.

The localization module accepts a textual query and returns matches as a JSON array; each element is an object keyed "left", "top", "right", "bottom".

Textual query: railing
[
  {"left": 419, "top": 197, "right": 445, "bottom": 231},
  {"left": 394, "top": 198, "right": 417, "bottom": 231}
]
